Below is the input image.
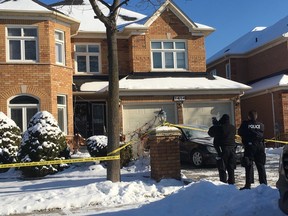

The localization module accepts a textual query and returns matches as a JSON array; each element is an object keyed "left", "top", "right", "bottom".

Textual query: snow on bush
[
  {"left": 86, "top": 135, "right": 108, "bottom": 157},
  {"left": 86, "top": 135, "right": 132, "bottom": 167},
  {"left": 0, "top": 112, "right": 21, "bottom": 172},
  {"left": 18, "top": 111, "right": 70, "bottom": 177}
]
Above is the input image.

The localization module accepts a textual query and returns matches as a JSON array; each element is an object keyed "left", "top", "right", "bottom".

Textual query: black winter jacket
[
  {"left": 208, "top": 122, "right": 236, "bottom": 149},
  {"left": 238, "top": 120, "right": 264, "bottom": 145}
]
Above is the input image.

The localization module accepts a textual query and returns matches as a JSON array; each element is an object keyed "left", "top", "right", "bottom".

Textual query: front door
[{"left": 74, "top": 102, "right": 106, "bottom": 138}]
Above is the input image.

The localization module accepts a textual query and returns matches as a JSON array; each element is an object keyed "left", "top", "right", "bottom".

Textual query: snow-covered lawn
[{"left": 0, "top": 148, "right": 286, "bottom": 216}]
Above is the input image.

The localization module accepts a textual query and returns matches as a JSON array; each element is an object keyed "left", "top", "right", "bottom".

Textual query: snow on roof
[
  {"left": 207, "top": 15, "right": 288, "bottom": 64},
  {"left": 0, "top": 0, "right": 51, "bottom": 12},
  {"left": 53, "top": 0, "right": 147, "bottom": 33},
  {"left": 80, "top": 81, "right": 108, "bottom": 92},
  {"left": 80, "top": 75, "right": 250, "bottom": 93},
  {"left": 245, "top": 74, "right": 288, "bottom": 95}
]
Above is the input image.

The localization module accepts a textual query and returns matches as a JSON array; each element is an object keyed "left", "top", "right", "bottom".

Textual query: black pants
[
  {"left": 217, "top": 146, "right": 236, "bottom": 184},
  {"left": 244, "top": 142, "right": 267, "bottom": 187}
]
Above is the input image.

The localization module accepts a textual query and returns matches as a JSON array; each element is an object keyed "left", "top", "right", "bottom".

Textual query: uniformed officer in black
[
  {"left": 208, "top": 114, "right": 237, "bottom": 184},
  {"left": 238, "top": 110, "right": 267, "bottom": 190}
]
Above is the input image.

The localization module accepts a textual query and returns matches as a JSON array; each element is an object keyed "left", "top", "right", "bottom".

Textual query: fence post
[{"left": 148, "top": 126, "right": 181, "bottom": 182}]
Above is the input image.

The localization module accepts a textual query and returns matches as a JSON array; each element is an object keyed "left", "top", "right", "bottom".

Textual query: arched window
[{"left": 9, "top": 95, "right": 39, "bottom": 131}]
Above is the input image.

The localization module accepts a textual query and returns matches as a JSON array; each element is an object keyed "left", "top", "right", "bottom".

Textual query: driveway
[{"left": 181, "top": 151, "right": 280, "bottom": 188}]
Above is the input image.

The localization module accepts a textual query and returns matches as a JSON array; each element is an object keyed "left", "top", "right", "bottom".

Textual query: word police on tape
[{"left": 0, "top": 155, "right": 120, "bottom": 169}]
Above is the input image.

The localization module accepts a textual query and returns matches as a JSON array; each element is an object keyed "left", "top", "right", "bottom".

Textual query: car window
[{"left": 182, "top": 126, "right": 209, "bottom": 140}]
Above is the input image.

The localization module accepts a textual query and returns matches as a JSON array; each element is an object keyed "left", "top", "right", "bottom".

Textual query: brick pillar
[{"left": 149, "top": 126, "right": 181, "bottom": 182}]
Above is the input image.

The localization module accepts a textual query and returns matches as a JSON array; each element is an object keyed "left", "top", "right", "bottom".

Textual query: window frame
[
  {"left": 151, "top": 40, "right": 188, "bottom": 71},
  {"left": 74, "top": 43, "right": 101, "bottom": 74},
  {"left": 57, "top": 95, "right": 67, "bottom": 134},
  {"left": 6, "top": 26, "right": 38, "bottom": 62},
  {"left": 225, "top": 63, "right": 231, "bottom": 80},
  {"left": 55, "top": 30, "right": 65, "bottom": 65},
  {"left": 8, "top": 95, "right": 39, "bottom": 132}
]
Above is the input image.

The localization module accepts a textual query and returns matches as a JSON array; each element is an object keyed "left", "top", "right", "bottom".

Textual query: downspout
[{"left": 270, "top": 91, "right": 276, "bottom": 139}]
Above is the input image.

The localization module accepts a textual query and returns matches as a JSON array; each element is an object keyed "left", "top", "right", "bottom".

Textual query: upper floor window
[
  {"left": 75, "top": 44, "right": 101, "bottom": 74},
  {"left": 151, "top": 41, "right": 187, "bottom": 71},
  {"left": 7, "top": 26, "right": 38, "bottom": 62},
  {"left": 55, "top": 30, "right": 65, "bottom": 65},
  {"left": 225, "top": 63, "right": 231, "bottom": 79}
]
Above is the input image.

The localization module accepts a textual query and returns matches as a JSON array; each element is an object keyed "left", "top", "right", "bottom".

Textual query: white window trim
[
  {"left": 151, "top": 40, "right": 188, "bottom": 71},
  {"left": 55, "top": 30, "right": 65, "bottom": 65},
  {"left": 57, "top": 95, "right": 68, "bottom": 134},
  {"left": 74, "top": 43, "right": 102, "bottom": 74},
  {"left": 225, "top": 63, "right": 231, "bottom": 80},
  {"left": 8, "top": 94, "right": 40, "bottom": 132},
  {"left": 6, "top": 25, "right": 39, "bottom": 63}
]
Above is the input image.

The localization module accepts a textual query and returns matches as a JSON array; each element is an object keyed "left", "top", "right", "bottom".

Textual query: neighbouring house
[
  {"left": 207, "top": 15, "right": 288, "bottom": 141},
  {"left": 0, "top": 0, "right": 249, "bottom": 154}
]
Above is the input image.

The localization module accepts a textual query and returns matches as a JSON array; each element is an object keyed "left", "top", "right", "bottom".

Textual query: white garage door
[
  {"left": 183, "top": 102, "right": 233, "bottom": 126},
  {"left": 122, "top": 103, "right": 176, "bottom": 137}
]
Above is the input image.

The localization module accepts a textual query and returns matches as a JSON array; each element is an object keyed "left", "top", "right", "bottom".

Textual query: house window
[
  {"left": 55, "top": 30, "right": 65, "bottom": 65},
  {"left": 6, "top": 26, "right": 38, "bottom": 62},
  {"left": 57, "top": 95, "right": 67, "bottom": 134},
  {"left": 151, "top": 41, "right": 187, "bottom": 70},
  {"left": 75, "top": 44, "right": 101, "bottom": 73},
  {"left": 9, "top": 95, "right": 39, "bottom": 132},
  {"left": 225, "top": 63, "right": 231, "bottom": 79}
]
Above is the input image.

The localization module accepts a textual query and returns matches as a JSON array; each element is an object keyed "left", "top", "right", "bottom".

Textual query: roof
[
  {"left": 143, "top": 0, "right": 214, "bottom": 37},
  {"left": 51, "top": 0, "right": 147, "bottom": 33},
  {"left": 80, "top": 73, "right": 250, "bottom": 95},
  {"left": 52, "top": 0, "right": 214, "bottom": 36},
  {"left": 0, "top": 0, "right": 51, "bottom": 12},
  {"left": 207, "top": 15, "right": 288, "bottom": 64},
  {"left": 0, "top": 0, "right": 80, "bottom": 34},
  {"left": 244, "top": 73, "right": 288, "bottom": 96}
]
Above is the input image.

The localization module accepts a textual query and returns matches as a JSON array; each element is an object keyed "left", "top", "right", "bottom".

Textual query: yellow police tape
[
  {"left": 0, "top": 155, "right": 120, "bottom": 169},
  {"left": 164, "top": 122, "right": 288, "bottom": 145},
  {"left": 3, "top": 122, "right": 288, "bottom": 169}
]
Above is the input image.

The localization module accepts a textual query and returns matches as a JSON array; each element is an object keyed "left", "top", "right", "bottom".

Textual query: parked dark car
[
  {"left": 276, "top": 145, "right": 288, "bottom": 214},
  {"left": 176, "top": 125, "right": 244, "bottom": 167}
]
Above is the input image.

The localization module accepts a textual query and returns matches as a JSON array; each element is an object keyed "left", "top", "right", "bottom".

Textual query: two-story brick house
[
  {"left": 207, "top": 15, "right": 288, "bottom": 141},
  {"left": 0, "top": 0, "right": 249, "bottom": 148}
]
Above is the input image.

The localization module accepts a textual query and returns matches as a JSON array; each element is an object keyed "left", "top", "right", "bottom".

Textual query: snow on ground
[{"left": 0, "top": 148, "right": 286, "bottom": 216}]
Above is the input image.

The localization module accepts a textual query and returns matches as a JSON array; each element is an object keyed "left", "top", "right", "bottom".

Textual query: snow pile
[{"left": 0, "top": 150, "right": 286, "bottom": 215}]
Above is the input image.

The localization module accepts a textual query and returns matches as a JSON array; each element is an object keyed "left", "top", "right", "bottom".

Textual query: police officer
[
  {"left": 238, "top": 110, "right": 267, "bottom": 190},
  {"left": 208, "top": 114, "right": 237, "bottom": 184}
]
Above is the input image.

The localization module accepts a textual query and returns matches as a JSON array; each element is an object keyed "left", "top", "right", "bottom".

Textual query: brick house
[
  {"left": 0, "top": 0, "right": 249, "bottom": 150},
  {"left": 207, "top": 15, "right": 288, "bottom": 141}
]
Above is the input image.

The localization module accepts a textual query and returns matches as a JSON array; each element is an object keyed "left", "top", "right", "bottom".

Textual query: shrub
[
  {"left": 18, "top": 111, "right": 70, "bottom": 177},
  {"left": 86, "top": 135, "right": 133, "bottom": 167},
  {"left": 0, "top": 112, "right": 21, "bottom": 172}
]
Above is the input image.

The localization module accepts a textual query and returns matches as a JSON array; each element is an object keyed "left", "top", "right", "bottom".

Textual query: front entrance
[{"left": 74, "top": 102, "right": 106, "bottom": 138}]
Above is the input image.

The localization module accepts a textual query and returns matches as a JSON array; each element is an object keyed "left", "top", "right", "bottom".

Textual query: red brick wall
[
  {"left": 130, "top": 9, "right": 206, "bottom": 72},
  {"left": 0, "top": 19, "right": 74, "bottom": 135}
]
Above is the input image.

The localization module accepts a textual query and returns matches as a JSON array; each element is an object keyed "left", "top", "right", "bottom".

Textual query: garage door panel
[
  {"left": 123, "top": 104, "right": 176, "bottom": 136},
  {"left": 183, "top": 102, "right": 233, "bottom": 127}
]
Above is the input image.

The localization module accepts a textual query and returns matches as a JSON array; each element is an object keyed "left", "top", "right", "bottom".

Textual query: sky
[
  {"left": 0, "top": 147, "right": 285, "bottom": 215},
  {"left": 41, "top": 0, "right": 288, "bottom": 59}
]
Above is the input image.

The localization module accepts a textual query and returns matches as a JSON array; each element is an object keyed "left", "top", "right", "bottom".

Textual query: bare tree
[{"left": 88, "top": 0, "right": 165, "bottom": 182}]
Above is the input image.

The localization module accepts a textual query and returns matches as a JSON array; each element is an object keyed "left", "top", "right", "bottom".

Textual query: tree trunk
[{"left": 106, "top": 24, "right": 121, "bottom": 182}]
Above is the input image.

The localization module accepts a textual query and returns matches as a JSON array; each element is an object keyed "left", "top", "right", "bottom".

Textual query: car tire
[{"left": 190, "top": 150, "right": 203, "bottom": 167}]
